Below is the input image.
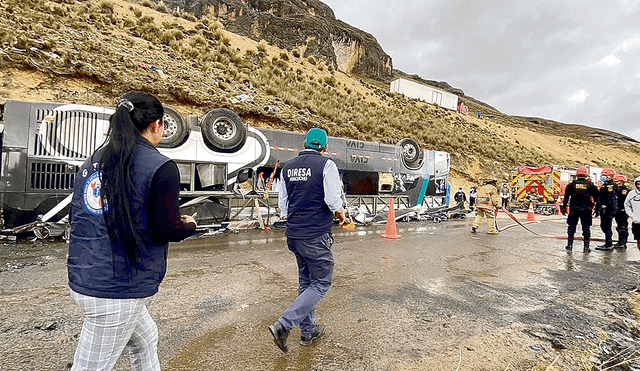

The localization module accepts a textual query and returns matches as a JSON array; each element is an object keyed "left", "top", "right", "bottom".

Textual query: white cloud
[
  {"left": 321, "top": 0, "right": 640, "bottom": 141},
  {"left": 567, "top": 89, "right": 589, "bottom": 104},
  {"left": 616, "top": 35, "right": 640, "bottom": 52},
  {"left": 597, "top": 54, "right": 621, "bottom": 68}
]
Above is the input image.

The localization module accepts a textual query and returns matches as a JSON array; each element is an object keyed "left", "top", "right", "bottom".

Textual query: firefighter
[
  {"left": 595, "top": 167, "right": 618, "bottom": 251},
  {"left": 561, "top": 166, "right": 599, "bottom": 252},
  {"left": 613, "top": 174, "right": 630, "bottom": 248},
  {"left": 471, "top": 174, "right": 501, "bottom": 234}
]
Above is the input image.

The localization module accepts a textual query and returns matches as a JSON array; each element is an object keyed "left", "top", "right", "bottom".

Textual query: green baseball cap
[{"left": 304, "top": 128, "right": 327, "bottom": 149}]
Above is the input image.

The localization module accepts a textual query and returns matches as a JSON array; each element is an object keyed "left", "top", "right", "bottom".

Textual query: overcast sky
[{"left": 321, "top": 0, "right": 640, "bottom": 141}]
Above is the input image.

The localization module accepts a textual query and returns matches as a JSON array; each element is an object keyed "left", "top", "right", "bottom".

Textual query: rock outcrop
[{"left": 158, "top": 0, "right": 393, "bottom": 79}]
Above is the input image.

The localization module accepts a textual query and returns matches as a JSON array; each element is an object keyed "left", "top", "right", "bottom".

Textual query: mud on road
[{"left": 2, "top": 216, "right": 640, "bottom": 370}]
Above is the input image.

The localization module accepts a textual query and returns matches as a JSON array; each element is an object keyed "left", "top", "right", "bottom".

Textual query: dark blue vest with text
[
  {"left": 283, "top": 150, "right": 333, "bottom": 239},
  {"left": 68, "top": 139, "right": 171, "bottom": 299}
]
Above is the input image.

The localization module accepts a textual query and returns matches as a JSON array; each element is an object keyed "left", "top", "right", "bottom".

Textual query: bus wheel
[
  {"left": 159, "top": 106, "right": 188, "bottom": 148},
  {"left": 200, "top": 108, "right": 247, "bottom": 153},
  {"left": 398, "top": 138, "right": 420, "bottom": 163},
  {"left": 398, "top": 138, "right": 422, "bottom": 169}
]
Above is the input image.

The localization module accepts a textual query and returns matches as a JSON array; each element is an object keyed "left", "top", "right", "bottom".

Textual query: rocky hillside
[
  {"left": 158, "top": 0, "right": 393, "bottom": 79},
  {"left": 1, "top": 0, "right": 640, "bottom": 183}
]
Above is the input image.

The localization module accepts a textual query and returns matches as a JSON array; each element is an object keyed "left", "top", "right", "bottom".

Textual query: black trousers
[
  {"left": 615, "top": 212, "right": 629, "bottom": 244},
  {"left": 567, "top": 209, "right": 592, "bottom": 241},
  {"left": 600, "top": 213, "right": 614, "bottom": 244}
]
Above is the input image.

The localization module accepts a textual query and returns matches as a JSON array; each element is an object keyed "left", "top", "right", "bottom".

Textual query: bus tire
[
  {"left": 200, "top": 108, "right": 247, "bottom": 153},
  {"left": 398, "top": 138, "right": 422, "bottom": 168},
  {"left": 159, "top": 106, "right": 188, "bottom": 148}
]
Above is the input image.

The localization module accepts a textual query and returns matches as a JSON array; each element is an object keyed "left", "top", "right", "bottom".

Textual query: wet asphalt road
[{"left": 1, "top": 214, "right": 640, "bottom": 370}]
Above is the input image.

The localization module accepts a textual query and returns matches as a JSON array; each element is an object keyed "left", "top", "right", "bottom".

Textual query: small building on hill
[{"left": 390, "top": 78, "right": 459, "bottom": 111}]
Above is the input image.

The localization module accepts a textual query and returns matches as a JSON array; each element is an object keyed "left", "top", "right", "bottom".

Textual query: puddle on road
[{"left": 163, "top": 321, "right": 329, "bottom": 370}]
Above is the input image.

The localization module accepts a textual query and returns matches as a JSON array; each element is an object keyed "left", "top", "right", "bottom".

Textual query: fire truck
[{"left": 509, "top": 165, "right": 604, "bottom": 214}]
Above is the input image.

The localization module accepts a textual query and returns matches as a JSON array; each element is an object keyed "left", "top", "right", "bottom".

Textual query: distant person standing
[
  {"left": 613, "top": 174, "right": 630, "bottom": 248},
  {"left": 454, "top": 187, "right": 467, "bottom": 210},
  {"left": 269, "top": 128, "right": 346, "bottom": 352},
  {"left": 624, "top": 176, "right": 640, "bottom": 260},
  {"left": 595, "top": 167, "right": 618, "bottom": 251},
  {"left": 561, "top": 166, "right": 599, "bottom": 252},
  {"left": 471, "top": 174, "right": 501, "bottom": 234},
  {"left": 469, "top": 186, "right": 477, "bottom": 210},
  {"left": 499, "top": 183, "right": 510, "bottom": 209}
]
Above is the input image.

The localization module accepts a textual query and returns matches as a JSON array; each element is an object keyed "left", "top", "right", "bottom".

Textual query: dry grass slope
[{"left": 1, "top": 0, "right": 640, "bottom": 182}]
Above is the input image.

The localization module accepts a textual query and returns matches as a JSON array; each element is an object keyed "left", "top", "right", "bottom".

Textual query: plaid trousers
[{"left": 70, "top": 290, "right": 160, "bottom": 371}]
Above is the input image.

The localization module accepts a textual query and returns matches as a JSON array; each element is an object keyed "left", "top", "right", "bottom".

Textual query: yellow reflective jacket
[{"left": 475, "top": 184, "right": 500, "bottom": 210}]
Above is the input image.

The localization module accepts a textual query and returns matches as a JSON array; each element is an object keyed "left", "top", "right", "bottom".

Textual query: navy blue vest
[
  {"left": 283, "top": 150, "right": 333, "bottom": 239},
  {"left": 68, "top": 139, "right": 171, "bottom": 299}
]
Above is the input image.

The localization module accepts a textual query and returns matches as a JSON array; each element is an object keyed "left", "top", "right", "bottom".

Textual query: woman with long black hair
[{"left": 68, "top": 91, "right": 196, "bottom": 370}]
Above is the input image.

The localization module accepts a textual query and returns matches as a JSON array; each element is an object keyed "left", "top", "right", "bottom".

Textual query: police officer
[
  {"left": 561, "top": 166, "right": 599, "bottom": 252},
  {"left": 471, "top": 174, "right": 501, "bottom": 234},
  {"left": 269, "top": 128, "right": 346, "bottom": 352},
  {"left": 595, "top": 167, "right": 618, "bottom": 251},
  {"left": 613, "top": 174, "right": 630, "bottom": 248}
]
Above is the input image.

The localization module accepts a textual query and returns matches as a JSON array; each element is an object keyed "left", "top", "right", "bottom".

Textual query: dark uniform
[
  {"left": 562, "top": 177, "right": 599, "bottom": 252},
  {"left": 614, "top": 183, "right": 630, "bottom": 247},
  {"left": 454, "top": 188, "right": 466, "bottom": 209},
  {"left": 596, "top": 179, "right": 617, "bottom": 249}
]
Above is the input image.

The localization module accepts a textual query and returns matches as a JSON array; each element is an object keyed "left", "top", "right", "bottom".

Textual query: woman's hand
[{"left": 181, "top": 213, "right": 197, "bottom": 226}]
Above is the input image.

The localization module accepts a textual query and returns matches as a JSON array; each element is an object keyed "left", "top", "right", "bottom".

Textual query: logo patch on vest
[
  {"left": 83, "top": 171, "right": 105, "bottom": 216},
  {"left": 576, "top": 184, "right": 587, "bottom": 190},
  {"left": 288, "top": 167, "right": 312, "bottom": 182}
]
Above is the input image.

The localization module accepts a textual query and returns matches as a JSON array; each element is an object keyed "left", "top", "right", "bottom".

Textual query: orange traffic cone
[
  {"left": 381, "top": 198, "right": 401, "bottom": 239},
  {"left": 527, "top": 201, "right": 535, "bottom": 222}
]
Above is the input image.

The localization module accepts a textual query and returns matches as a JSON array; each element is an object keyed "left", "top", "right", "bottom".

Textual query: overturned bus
[{"left": 0, "top": 100, "right": 450, "bottom": 234}]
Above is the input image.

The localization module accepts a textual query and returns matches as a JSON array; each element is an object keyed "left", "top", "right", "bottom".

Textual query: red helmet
[
  {"left": 602, "top": 167, "right": 616, "bottom": 177},
  {"left": 613, "top": 174, "right": 628, "bottom": 182},
  {"left": 486, "top": 174, "right": 497, "bottom": 182},
  {"left": 576, "top": 166, "right": 588, "bottom": 176}
]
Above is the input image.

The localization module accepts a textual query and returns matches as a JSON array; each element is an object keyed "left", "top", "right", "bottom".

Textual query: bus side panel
[
  {"left": 1, "top": 100, "right": 32, "bottom": 148},
  {"left": 1, "top": 101, "right": 33, "bottom": 196},
  {"left": 258, "top": 128, "right": 303, "bottom": 166}
]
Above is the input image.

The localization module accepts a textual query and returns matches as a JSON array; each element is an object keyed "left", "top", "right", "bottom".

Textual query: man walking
[
  {"left": 269, "top": 128, "right": 346, "bottom": 352},
  {"left": 562, "top": 166, "right": 599, "bottom": 252},
  {"left": 595, "top": 167, "right": 618, "bottom": 251}
]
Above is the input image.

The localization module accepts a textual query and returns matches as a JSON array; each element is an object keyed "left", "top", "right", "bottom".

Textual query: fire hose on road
[{"left": 498, "top": 209, "right": 609, "bottom": 242}]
